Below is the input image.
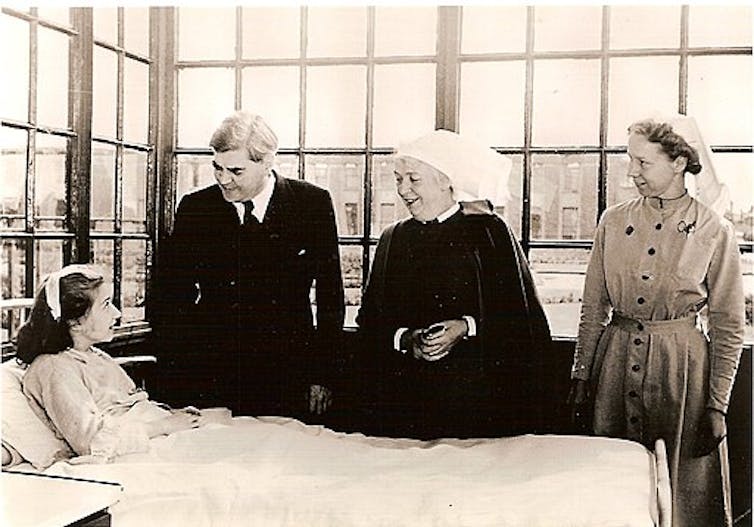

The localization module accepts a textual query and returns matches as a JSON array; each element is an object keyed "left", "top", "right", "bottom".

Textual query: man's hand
[
  {"left": 308, "top": 384, "right": 332, "bottom": 415},
  {"left": 693, "top": 408, "right": 727, "bottom": 457},
  {"left": 567, "top": 379, "right": 591, "bottom": 432}
]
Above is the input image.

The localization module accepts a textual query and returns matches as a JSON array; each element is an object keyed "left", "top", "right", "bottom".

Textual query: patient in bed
[{"left": 13, "top": 264, "right": 210, "bottom": 464}]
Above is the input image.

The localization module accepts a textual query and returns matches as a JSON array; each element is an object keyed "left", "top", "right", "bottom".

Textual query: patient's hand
[{"left": 146, "top": 410, "right": 201, "bottom": 437}]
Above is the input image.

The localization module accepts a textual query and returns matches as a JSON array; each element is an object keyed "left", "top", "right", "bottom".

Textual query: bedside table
[{"left": 1, "top": 471, "right": 122, "bottom": 527}]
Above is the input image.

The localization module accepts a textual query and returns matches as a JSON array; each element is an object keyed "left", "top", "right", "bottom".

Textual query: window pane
[
  {"left": 178, "top": 8, "right": 235, "bottom": 60},
  {"left": 373, "top": 63, "right": 436, "bottom": 147},
  {"left": 609, "top": 6, "right": 680, "bottom": 49},
  {"left": 1, "top": 15, "right": 29, "bottom": 122},
  {"left": 123, "top": 59, "right": 149, "bottom": 144},
  {"left": 531, "top": 154, "right": 598, "bottom": 240},
  {"left": 34, "top": 133, "right": 67, "bottom": 231},
  {"left": 242, "top": 66, "right": 299, "bottom": 148},
  {"left": 607, "top": 57, "right": 678, "bottom": 145},
  {"left": 688, "top": 55, "right": 753, "bottom": 146},
  {"left": 709, "top": 153, "right": 754, "bottom": 243},
  {"left": 606, "top": 153, "right": 639, "bottom": 207},
  {"left": 304, "top": 154, "right": 365, "bottom": 236},
  {"left": 275, "top": 154, "right": 299, "bottom": 180},
  {"left": 461, "top": 6, "right": 527, "bottom": 54},
  {"left": 122, "top": 239, "right": 147, "bottom": 323},
  {"left": 305, "top": 66, "right": 366, "bottom": 148},
  {"left": 341, "top": 245, "right": 363, "bottom": 327},
  {"left": 123, "top": 150, "right": 147, "bottom": 233},
  {"left": 689, "top": 6, "right": 752, "bottom": 47},
  {"left": 0, "top": 126, "right": 28, "bottom": 231},
  {"left": 91, "top": 143, "right": 116, "bottom": 232},
  {"left": 92, "top": 46, "right": 117, "bottom": 138},
  {"left": 533, "top": 6, "right": 602, "bottom": 51},
  {"left": 529, "top": 247, "right": 591, "bottom": 338},
  {"left": 176, "top": 155, "right": 215, "bottom": 207},
  {"left": 307, "top": 7, "right": 366, "bottom": 58},
  {"left": 374, "top": 7, "right": 436, "bottom": 56},
  {"left": 37, "top": 8, "right": 70, "bottom": 27},
  {"left": 371, "top": 155, "right": 406, "bottom": 236},
  {"left": 532, "top": 60, "right": 600, "bottom": 146},
  {"left": 459, "top": 61, "right": 526, "bottom": 147},
  {"left": 93, "top": 7, "right": 118, "bottom": 45},
  {"left": 91, "top": 240, "right": 115, "bottom": 295},
  {"left": 34, "top": 239, "right": 64, "bottom": 288},
  {"left": 124, "top": 7, "right": 150, "bottom": 56},
  {"left": 177, "top": 68, "right": 235, "bottom": 147},
  {"left": 1, "top": 238, "right": 27, "bottom": 300},
  {"left": 499, "top": 154, "right": 524, "bottom": 240},
  {"left": 37, "top": 27, "right": 69, "bottom": 129},
  {"left": 242, "top": 7, "right": 300, "bottom": 59}
]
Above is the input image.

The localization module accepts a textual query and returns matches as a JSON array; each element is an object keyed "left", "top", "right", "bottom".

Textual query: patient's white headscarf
[
  {"left": 395, "top": 130, "right": 512, "bottom": 206},
  {"left": 44, "top": 264, "right": 102, "bottom": 321}
]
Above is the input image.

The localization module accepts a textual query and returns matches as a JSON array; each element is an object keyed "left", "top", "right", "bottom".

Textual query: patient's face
[{"left": 72, "top": 284, "right": 121, "bottom": 345}]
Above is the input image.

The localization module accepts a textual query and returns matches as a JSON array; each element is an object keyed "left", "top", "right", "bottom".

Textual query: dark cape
[{"left": 355, "top": 201, "right": 552, "bottom": 439}]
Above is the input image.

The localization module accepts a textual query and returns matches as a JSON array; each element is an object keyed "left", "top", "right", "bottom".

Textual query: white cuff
[
  {"left": 394, "top": 327, "right": 409, "bottom": 354},
  {"left": 462, "top": 315, "right": 477, "bottom": 338}
]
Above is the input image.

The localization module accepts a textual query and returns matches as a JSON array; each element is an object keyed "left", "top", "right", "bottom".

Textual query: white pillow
[{"left": 1, "top": 360, "right": 71, "bottom": 469}]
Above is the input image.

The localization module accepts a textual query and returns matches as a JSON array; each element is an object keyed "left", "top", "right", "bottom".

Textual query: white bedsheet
[{"left": 44, "top": 416, "right": 657, "bottom": 527}]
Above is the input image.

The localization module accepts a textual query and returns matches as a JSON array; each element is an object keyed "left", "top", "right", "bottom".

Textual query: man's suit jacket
[{"left": 152, "top": 172, "right": 345, "bottom": 416}]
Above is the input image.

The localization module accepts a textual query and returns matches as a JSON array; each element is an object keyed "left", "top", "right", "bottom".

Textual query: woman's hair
[
  {"left": 627, "top": 119, "right": 703, "bottom": 175},
  {"left": 209, "top": 111, "right": 278, "bottom": 163},
  {"left": 15, "top": 267, "right": 104, "bottom": 364}
]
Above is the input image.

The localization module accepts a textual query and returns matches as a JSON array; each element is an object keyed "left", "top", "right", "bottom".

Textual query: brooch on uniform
[{"left": 677, "top": 220, "right": 696, "bottom": 237}]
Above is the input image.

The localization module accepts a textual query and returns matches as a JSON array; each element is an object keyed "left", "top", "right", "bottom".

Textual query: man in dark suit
[{"left": 152, "top": 111, "right": 344, "bottom": 421}]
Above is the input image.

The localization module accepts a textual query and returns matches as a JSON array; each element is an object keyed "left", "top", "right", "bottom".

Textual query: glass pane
[
  {"left": 177, "top": 68, "right": 235, "bottom": 148},
  {"left": 1, "top": 238, "right": 27, "bottom": 300},
  {"left": 305, "top": 65, "right": 366, "bottom": 148},
  {"left": 92, "top": 46, "right": 117, "bottom": 138},
  {"left": 461, "top": 6, "right": 527, "bottom": 54},
  {"left": 176, "top": 155, "right": 215, "bottom": 207},
  {"left": 304, "top": 155, "right": 365, "bottom": 236},
  {"left": 530, "top": 154, "right": 598, "bottom": 240},
  {"left": 37, "top": 8, "right": 70, "bottom": 27},
  {"left": 91, "top": 240, "right": 115, "bottom": 298},
  {"left": 710, "top": 153, "right": 754, "bottom": 243},
  {"left": 374, "top": 7, "right": 436, "bottom": 56},
  {"left": 93, "top": 7, "right": 118, "bottom": 45},
  {"left": 607, "top": 57, "right": 679, "bottom": 145},
  {"left": 0, "top": 126, "right": 28, "bottom": 231},
  {"left": 1, "top": 14, "right": 29, "bottom": 122},
  {"left": 123, "top": 150, "right": 147, "bottom": 233},
  {"left": 529, "top": 247, "right": 591, "bottom": 338},
  {"left": 124, "top": 7, "right": 149, "bottom": 56},
  {"left": 459, "top": 61, "right": 526, "bottom": 147},
  {"left": 532, "top": 59, "right": 600, "bottom": 146},
  {"left": 275, "top": 154, "right": 299, "bottom": 180},
  {"left": 688, "top": 55, "right": 752, "bottom": 146},
  {"left": 37, "top": 27, "right": 69, "bottom": 129},
  {"left": 91, "top": 143, "right": 116, "bottom": 232},
  {"left": 123, "top": 58, "right": 149, "bottom": 144},
  {"left": 307, "top": 7, "right": 366, "bottom": 58},
  {"left": 242, "top": 7, "right": 300, "bottom": 59},
  {"left": 241, "top": 66, "right": 299, "bottom": 148},
  {"left": 341, "top": 245, "right": 363, "bottom": 327},
  {"left": 122, "top": 239, "right": 147, "bottom": 323},
  {"left": 373, "top": 63, "right": 435, "bottom": 147},
  {"left": 34, "top": 239, "right": 64, "bottom": 288},
  {"left": 606, "top": 153, "right": 639, "bottom": 207},
  {"left": 689, "top": 6, "right": 752, "bottom": 47},
  {"left": 533, "top": 6, "right": 602, "bottom": 51},
  {"left": 178, "top": 8, "right": 235, "bottom": 60},
  {"left": 609, "top": 6, "right": 680, "bottom": 49},
  {"left": 34, "top": 133, "right": 67, "bottom": 231},
  {"left": 371, "top": 154, "right": 406, "bottom": 236},
  {"left": 499, "top": 154, "right": 523, "bottom": 240}
]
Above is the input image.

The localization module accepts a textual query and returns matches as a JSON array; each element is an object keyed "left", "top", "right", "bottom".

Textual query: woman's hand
[
  {"left": 567, "top": 379, "right": 591, "bottom": 432},
  {"left": 693, "top": 408, "right": 727, "bottom": 457},
  {"left": 146, "top": 409, "right": 201, "bottom": 438},
  {"left": 411, "top": 319, "right": 468, "bottom": 362}
]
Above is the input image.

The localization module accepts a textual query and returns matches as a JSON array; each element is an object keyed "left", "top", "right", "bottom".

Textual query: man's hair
[
  {"left": 210, "top": 111, "right": 279, "bottom": 162},
  {"left": 627, "top": 119, "right": 702, "bottom": 175}
]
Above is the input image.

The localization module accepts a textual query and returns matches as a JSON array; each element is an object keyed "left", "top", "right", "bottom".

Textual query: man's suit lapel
[{"left": 263, "top": 171, "right": 293, "bottom": 238}]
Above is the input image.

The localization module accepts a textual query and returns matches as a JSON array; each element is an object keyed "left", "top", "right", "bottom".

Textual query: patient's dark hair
[
  {"left": 15, "top": 270, "right": 104, "bottom": 365},
  {"left": 627, "top": 119, "right": 703, "bottom": 175}
]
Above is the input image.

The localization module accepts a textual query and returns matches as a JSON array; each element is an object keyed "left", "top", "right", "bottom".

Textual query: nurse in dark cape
[{"left": 356, "top": 130, "right": 552, "bottom": 440}]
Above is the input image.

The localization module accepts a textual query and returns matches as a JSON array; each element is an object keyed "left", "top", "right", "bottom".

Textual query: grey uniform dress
[{"left": 572, "top": 194, "right": 744, "bottom": 527}]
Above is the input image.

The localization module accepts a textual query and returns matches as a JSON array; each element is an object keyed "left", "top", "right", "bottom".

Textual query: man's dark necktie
[{"left": 242, "top": 201, "right": 260, "bottom": 226}]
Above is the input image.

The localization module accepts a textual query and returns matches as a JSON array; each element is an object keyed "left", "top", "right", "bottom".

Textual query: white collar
[
  {"left": 233, "top": 172, "right": 275, "bottom": 224},
  {"left": 435, "top": 202, "right": 461, "bottom": 223}
]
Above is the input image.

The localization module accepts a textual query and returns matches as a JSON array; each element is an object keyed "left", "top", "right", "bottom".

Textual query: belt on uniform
[{"left": 610, "top": 312, "right": 698, "bottom": 334}]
